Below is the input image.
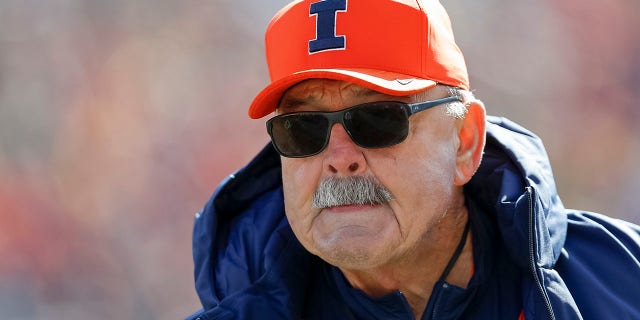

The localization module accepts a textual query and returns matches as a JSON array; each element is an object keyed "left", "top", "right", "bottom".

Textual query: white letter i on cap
[{"left": 309, "top": 0, "right": 347, "bottom": 53}]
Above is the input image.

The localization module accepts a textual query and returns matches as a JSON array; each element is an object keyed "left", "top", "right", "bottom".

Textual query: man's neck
[{"left": 338, "top": 206, "right": 473, "bottom": 319}]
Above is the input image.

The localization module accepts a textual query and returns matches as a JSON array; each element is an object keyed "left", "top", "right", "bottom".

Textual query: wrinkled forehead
[
  {"left": 277, "top": 79, "right": 402, "bottom": 113},
  {"left": 280, "top": 79, "right": 380, "bottom": 104},
  {"left": 277, "top": 79, "right": 448, "bottom": 113}
]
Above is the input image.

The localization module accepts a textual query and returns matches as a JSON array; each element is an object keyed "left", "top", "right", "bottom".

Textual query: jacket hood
[
  {"left": 191, "top": 144, "right": 316, "bottom": 318},
  {"left": 467, "top": 116, "right": 567, "bottom": 270},
  {"left": 190, "top": 116, "right": 569, "bottom": 317}
]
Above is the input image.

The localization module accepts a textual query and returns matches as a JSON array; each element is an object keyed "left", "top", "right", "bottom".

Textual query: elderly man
[{"left": 187, "top": 0, "right": 640, "bottom": 319}]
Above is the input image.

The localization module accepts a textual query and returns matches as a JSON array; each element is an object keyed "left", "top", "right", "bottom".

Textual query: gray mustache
[{"left": 312, "top": 176, "right": 393, "bottom": 209}]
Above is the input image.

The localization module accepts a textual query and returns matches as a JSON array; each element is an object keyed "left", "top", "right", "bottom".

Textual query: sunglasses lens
[
  {"left": 268, "top": 114, "right": 329, "bottom": 157},
  {"left": 346, "top": 102, "right": 409, "bottom": 148},
  {"left": 267, "top": 102, "right": 411, "bottom": 157}
]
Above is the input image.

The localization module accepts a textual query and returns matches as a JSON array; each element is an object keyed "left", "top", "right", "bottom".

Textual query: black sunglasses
[{"left": 266, "top": 96, "right": 461, "bottom": 158}]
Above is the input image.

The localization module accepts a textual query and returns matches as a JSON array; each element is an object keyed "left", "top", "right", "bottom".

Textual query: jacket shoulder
[
  {"left": 555, "top": 210, "right": 640, "bottom": 319},
  {"left": 565, "top": 210, "right": 640, "bottom": 257}
]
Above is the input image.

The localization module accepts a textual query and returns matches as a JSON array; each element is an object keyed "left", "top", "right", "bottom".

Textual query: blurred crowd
[{"left": 0, "top": 0, "right": 638, "bottom": 319}]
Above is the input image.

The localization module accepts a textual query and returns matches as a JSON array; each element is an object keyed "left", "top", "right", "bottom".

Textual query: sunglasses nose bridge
[
  {"left": 323, "top": 108, "right": 347, "bottom": 134},
  {"left": 320, "top": 109, "right": 358, "bottom": 148}
]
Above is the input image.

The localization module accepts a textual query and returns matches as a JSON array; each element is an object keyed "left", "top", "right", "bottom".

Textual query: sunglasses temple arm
[{"left": 409, "top": 96, "right": 462, "bottom": 115}]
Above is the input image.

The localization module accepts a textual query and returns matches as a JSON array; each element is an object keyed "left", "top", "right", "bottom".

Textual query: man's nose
[{"left": 322, "top": 124, "right": 367, "bottom": 176}]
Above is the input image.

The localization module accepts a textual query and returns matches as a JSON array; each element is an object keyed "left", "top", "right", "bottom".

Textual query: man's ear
[{"left": 454, "top": 100, "right": 486, "bottom": 186}]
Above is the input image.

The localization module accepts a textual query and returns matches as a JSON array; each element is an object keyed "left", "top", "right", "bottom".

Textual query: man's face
[{"left": 278, "top": 79, "right": 465, "bottom": 270}]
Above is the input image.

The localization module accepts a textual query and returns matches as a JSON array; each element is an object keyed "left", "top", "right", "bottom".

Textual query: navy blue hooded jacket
[{"left": 187, "top": 117, "right": 640, "bottom": 319}]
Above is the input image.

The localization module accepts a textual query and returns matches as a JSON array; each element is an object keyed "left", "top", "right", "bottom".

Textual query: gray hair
[{"left": 444, "top": 85, "right": 475, "bottom": 119}]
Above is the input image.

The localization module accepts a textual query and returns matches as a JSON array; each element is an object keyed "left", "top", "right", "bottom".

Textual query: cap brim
[{"left": 248, "top": 68, "right": 437, "bottom": 119}]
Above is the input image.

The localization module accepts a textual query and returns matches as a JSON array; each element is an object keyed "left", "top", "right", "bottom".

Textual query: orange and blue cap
[{"left": 248, "top": 0, "right": 469, "bottom": 119}]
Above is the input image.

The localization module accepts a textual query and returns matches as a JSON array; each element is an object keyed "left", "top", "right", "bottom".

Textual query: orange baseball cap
[{"left": 248, "top": 0, "right": 469, "bottom": 119}]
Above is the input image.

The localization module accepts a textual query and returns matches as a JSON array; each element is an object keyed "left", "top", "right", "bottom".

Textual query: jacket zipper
[{"left": 526, "top": 186, "right": 555, "bottom": 320}]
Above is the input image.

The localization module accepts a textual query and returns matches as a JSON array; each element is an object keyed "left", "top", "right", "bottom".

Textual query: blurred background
[{"left": 0, "top": 0, "right": 638, "bottom": 319}]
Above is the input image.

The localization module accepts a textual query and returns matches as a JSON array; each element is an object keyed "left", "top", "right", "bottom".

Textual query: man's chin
[{"left": 314, "top": 230, "right": 392, "bottom": 269}]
